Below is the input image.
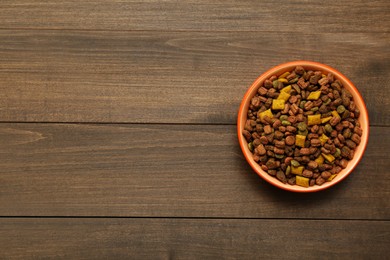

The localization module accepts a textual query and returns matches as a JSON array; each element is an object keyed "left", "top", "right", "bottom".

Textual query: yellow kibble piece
[
  {"left": 277, "top": 91, "right": 291, "bottom": 102},
  {"left": 315, "top": 155, "right": 325, "bottom": 165},
  {"left": 327, "top": 174, "right": 338, "bottom": 181},
  {"left": 331, "top": 110, "right": 340, "bottom": 118},
  {"left": 307, "top": 91, "right": 321, "bottom": 100},
  {"left": 296, "top": 176, "right": 309, "bottom": 187},
  {"left": 278, "top": 78, "right": 288, "bottom": 83},
  {"left": 281, "top": 85, "right": 292, "bottom": 93},
  {"left": 295, "top": 134, "right": 306, "bottom": 147},
  {"left": 322, "top": 153, "right": 335, "bottom": 163},
  {"left": 278, "top": 72, "right": 290, "bottom": 79},
  {"left": 272, "top": 99, "right": 285, "bottom": 110},
  {"left": 319, "top": 134, "right": 329, "bottom": 145},
  {"left": 322, "top": 74, "right": 327, "bottom": 78},
  {"left": 308, "top": 114, "right": 321, "bottom": 126},
  {"left": 258, "top": 109, "right": 273, "bottom": 120},
  {"left": 291, "top": 166, "right": 304, "bottom": 175},
  {"left": 321, "top": 116, "right": 332, "bottom": 124}
]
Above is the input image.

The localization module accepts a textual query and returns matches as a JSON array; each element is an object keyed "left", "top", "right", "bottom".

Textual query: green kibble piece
[
  {"left": 289, "top": 77, "right": 299, "bottom": 83},
  {"left": 337, "top": 105, "right": 346, "bottom": 114},
  {"left": 297, "top": 122, "right": 307, "bottom": 131},
  {"left": 298, "top": 129, "right": 308, "bottom": 136},
  {"left": 273, "top": 80, "right": 279, "bottom": 88},
  {"left": 311, "top": 107, "right": 319, "bottom": 112},
  {"left": 299, "top": 101, "right": 306, "bottom": 109},
  {"left": 291, "top": 160, "right": 300, "bottom": 167},
  {"left": 333, "top": 148, "right": 341, "bottom": 158},
  {"left": 286, "top": 166, "right": 291, "bottom": 175},
  {"left": 280, "top": 115, "right": 288, "bottom": 121},
  {"left": 275, "top": 154, "right": 284, "bottom": 159},
  {"left": 325, "top": 124, "right": 333, "bottom": 133},
  {"left": 282, "top": 120, "right": 291, "bottom": 126},
  {"left": 248, "top": 142, "right": 254, "bottom": 152},
  {"left": 324, "top": 99, "right": 331, "bottom": 106}
]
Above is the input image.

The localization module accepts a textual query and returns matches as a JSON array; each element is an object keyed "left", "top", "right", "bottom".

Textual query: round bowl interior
[{"left": 237, "top": 61, "right": 369, "bottom": 192}]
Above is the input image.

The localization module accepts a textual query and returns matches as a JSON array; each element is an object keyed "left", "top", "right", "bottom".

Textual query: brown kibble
[
  {"left": 321, "top": 171, "right": 332, "bottom": 180},
  {"left": 295, "top": 66, "right": 305, "bottom": 75},
  {"left": 253, "top": 154, "right": 261, "bottom": 162},
  {"left": 286, "top": 126, "right": 297, "bottom": 133},
  {"left": 351, "top": 133, "right": 361, "bottom": 144},
  {"left": 302, "top": 169, "right": 313, "bottom": 178},
  {"left": 288, "top": 176, "right": 296, "bottom": 185},
  {"left": 341, "top": 146, "right": 352, "bottom": 159},
  {"left": 287, "top": 116, "right": 297, "bottom": 124},
  {"left": 311, "top": 125, "right": 319, "bottom": 133},
  {"left": 279, "top": 126, "right": 286, "bottom": 132},
  {"left": 266, "top": 158, "right": 278, "bottom": 169},
  {"left": 274, "top": 131, "right": 284, "bottom": 140},
  {"left": 310, "top": 179, "right": 316, "bottom": 186},
  {"left": 339, "top": 159, "right": 349, "bottom": 169},
  {"left": 290, "top": 103, "right": 299, "bottom": 114},
  {"left": 330, "top": 116, "right": 341, "bottom": 126},
  {"left": 258, "top": 87, "right": 268, "bottom": 95},
  {"left": 253, "top": 139, "right": 261, "bottom": 147},
  {"left": 289, "top": 95, "right": 298, "bottom": 104},
  {"left": 243, "top": 130, "right": 251, "bottom": 141},
  {"left": 300, "top": 148, "right": 311, "bottom": 155},
  {"left": 264, "top": 79, "right": 273, "bottom": 89},
  {"left": 333, "top": 98, "right": 342, "bottom": 106},
  {"left": 260, "top": 136, "right": 269, "bottom": 145},
  {"left": 309, "top": 147, "right": 317, "bottom": 155},
  {"left": 268, "top": 170, "right": 277, "bottom": 176},
  {"left": 261, "top": 165, "right": 268, "bottom": 171},
  {"left": 307, "top": 133, "right": 319, "bottom": 140},
  {"left": 304, "top": 101, "right": 314, "bottom": 110},
  {"left": 276, "top": 171, "right": 287, "bottom": 183},
  {"left": 307, "top": 161, "right": 319, "bottom": 170},
  {"left": 264, "top": 125, "right": 272, "bottom": 135},
  {"left": 330, "top": 166, "right": 342, "bottom": 174},
  {"left": 310, "top": 139, "right": 321, "bottom": 147},
  {"left": 256, "top": 144, "right": 266, "bottom": 156},
  {"left": 309, "top": 74, "right": 322, "bottom": 85},
  {"left": 296, "top": 114, "right": 305, "bottom": 122},
  {"left": 337, "top": 134, "right": 345, "bottom": 144},
  {"left": 274, "top": 147, "right": 285, "bottom": 155},
  {"left": 321, "top": 147, "right": 330, "bottom": 154},
  {"left": 281, "top": 103, "right": 290, "bottom": 115},
  {"left": 315, "top": 176, "right": 326, "bottom": 185},
  {"left": 252, "top": 132, "right": 260, "bottom": 140},
  {"left": 273, "top": 119, "right": 282, "bottom": 129},
  {"left": 285, "top": 157, "right": 293, "bottom": 165},
  {"left": 335, "top": 123, "right": 344, "bottom": 132},
  {"left": 274, "top": 140, "right": 286, "bottom": 149},
  {"left": 346, "top": 139, "right": 357, "bottom": 149},
  {"left": 354, "top": 126, "right": 363, "bottom": 136},
  {"left": 285, "top": 135, "right": 295, "bottom": 146}
]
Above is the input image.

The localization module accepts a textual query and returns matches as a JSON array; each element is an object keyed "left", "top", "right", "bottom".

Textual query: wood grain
[
  {"left": 0, "top": 0, "right": 389, "bottom": 32},
  {"left": 0, "top": 30, "right": 388, "bottom": 125},
  {"left": 1, "top": 218, "right": 389, "bottom": 259},
  {"left": 0, "top": 123, "right": 388, "bottom": 219}
]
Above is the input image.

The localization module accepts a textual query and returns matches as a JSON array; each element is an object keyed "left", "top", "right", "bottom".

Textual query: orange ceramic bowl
[{"left": 237, "top": 61, "right": 369, "bottom": 192}]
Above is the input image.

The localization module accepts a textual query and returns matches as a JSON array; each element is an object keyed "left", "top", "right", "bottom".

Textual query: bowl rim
[{"left": 237, "top": 60, "right": 369, "bottom": 192}]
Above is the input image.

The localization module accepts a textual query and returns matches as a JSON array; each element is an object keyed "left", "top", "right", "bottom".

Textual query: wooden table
[{"left": 1, "top": 1, "right": 389, "bottom": 259}]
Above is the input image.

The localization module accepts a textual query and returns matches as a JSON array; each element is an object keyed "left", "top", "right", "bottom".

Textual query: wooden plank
[
  {"left": 0, "top": 123, "right": 388, "bottom": 219},
  {"left": 0, "top": 0, "right": 389, "bottom": 32},
  {"left": 0, "top": 30, "right": 388, "bottom": 125},
  {"left": 1, "top": 218, "right": 389, "bottom": 259}
]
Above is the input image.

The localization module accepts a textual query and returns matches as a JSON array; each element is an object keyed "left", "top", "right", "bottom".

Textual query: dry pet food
[{"left": 243, "top": 66, "right": 363, "bottom": 187}]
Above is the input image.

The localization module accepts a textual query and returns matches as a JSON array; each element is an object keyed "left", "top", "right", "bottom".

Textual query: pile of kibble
[{"left": 242, "top": 66, "right": 363, "bottom": 187}]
